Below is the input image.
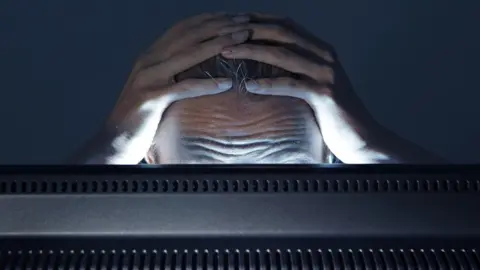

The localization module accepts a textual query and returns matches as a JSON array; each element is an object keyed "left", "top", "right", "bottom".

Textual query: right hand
[{"left": 104, "top": 13, "right": 251, "bottom": 163}]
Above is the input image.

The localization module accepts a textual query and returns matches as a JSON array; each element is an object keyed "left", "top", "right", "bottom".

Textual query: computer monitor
[{"left": 0, "top": 165, "right": 479, "bottom": 269}]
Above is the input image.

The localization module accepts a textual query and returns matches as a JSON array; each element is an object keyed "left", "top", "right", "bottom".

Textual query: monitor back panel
[{"left": 0, "top": 165, "right": 479, "bottom": 269}]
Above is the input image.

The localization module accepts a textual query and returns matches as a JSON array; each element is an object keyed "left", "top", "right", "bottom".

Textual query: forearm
[
  {"left": 326, "top": 123, "right": 447, "bottom": 164},
  {"left": 66, "top": 125, "right": 148, "bottom": 165},
  {"left": 312, "top": 97, "right": 447, "bottom": 164},
  {"left": 362, "top": 126, "right": 448, "bottom": 164},
  {"left": 66, "top": 115, "right": 157, "bottom": 165},
  {"left": 66, "top": 126, "right": 123, "bottom": 164}
]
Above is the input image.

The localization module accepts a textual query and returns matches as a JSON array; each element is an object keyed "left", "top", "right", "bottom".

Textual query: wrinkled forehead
[
  {"left": 147, "top": 87, "right": 319, "bottom": 164},
  {"left": 145, "top": 55, "right": 306, "bottom": 164}
]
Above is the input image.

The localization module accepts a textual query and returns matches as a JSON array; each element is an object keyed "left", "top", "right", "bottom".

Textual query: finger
[
  {"left": 149, "top": 13, "right": 246, "bottom": 55},
  {"left": 244, "top": 77, "right": 331, "bottom": 102},
  {"left": 235, "top": 13, "right": 335, "bottom": 62},
  {"left": 148, "top": 78, "right": 233, "bottom": 103},
  {"left": 165, "top": 15, "right": 251, "bottom": 55},
  {"left": 221, "top": 44, "right": 334, "bottom": 83},
  {"left": 246, "top": 23, "right": 335, "bottom": 63},
  {"left": 143, "top": 31, "right": 250, "bottom": 81},
  {"left": 141, "top": 14, "right": 250, "bottom": 67},
  {"left": 146, "top": 13, "right": 227, "bottom": 54}
]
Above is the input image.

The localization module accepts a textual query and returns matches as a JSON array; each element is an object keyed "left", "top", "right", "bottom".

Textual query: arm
[
  {"left": 66, "top": 112, "right": 162, "bottom": 164},
  {"left": 65, "top": 13, "right": 251, "bottom": 164},
  {"left": 360, "top": 123, "right": 448, "bottom": 164},
  {"left": 311, "top": 96, "right": 448, "bottom": 164},
  {"left": 218, "top": 13, "right": 448, "bottom": 164},
  {"left": 66, "top": 125, "right": 125, "bottom": 165}
]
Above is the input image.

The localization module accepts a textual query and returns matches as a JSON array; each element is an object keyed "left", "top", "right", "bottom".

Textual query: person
[{"left": 68, "top": 12, "right": 447, "bottom": 164}]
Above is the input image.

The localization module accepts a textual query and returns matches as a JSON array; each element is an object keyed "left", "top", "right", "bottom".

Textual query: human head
[
  {"left": 143, "top": 53, "right": 332, "bottom": 164},
  {"left": 142, "top": 12, "right": 335, "bottom": 164}
]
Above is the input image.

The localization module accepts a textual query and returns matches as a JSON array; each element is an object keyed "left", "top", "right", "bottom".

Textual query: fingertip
[
  {"left": 245, "top": 80, "right": 262, "bottom": 92},
  {"left": 245, "top": 80, "right": 267, "bottom": 93},
  {"left": 216, "top": 79, "right": 233, "bottom": 90}
]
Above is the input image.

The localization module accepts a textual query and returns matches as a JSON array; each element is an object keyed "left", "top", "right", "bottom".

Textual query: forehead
[
  {"left": 151, "top": 91, "right": 326, "bottom": 164},
  {"left": 155, "top": 135, "right": 320, "bottom": 164}
]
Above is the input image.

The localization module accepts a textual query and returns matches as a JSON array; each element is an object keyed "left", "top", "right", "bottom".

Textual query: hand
[
  {"left": 219, "top": 13, "right": 383, "bottom": 163},
  {"left": 102, "top": 13, "right": 252, "bottom": 163}
]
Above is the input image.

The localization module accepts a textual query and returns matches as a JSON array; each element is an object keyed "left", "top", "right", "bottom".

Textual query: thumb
[
  {"left": 159, "top": 78, "right": 233, "bottom": 102},
  {"left": 245, "top": 77, "right": 321, "bottom": 100}
]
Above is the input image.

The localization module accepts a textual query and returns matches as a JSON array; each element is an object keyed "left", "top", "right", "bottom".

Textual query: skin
[
  {"left": 69, "top": 12, "right": 447, "bottom": 164},
  {"left": 153, "top": 90, "right": 329, "bottom": 164}
]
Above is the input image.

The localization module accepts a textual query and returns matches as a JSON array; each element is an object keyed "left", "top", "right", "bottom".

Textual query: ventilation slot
[
  {"left": 0, "top": 178, "right": 479, "bottom": 194},
  {"left": 0, "top": 249, "right": 478, "bottom": 270}
]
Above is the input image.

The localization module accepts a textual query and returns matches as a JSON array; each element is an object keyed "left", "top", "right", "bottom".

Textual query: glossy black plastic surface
[{"left": 0, "top": 165, "right": 479, "bottom": 269}]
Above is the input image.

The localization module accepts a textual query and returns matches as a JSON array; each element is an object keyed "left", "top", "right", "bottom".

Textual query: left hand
[{"left": 220, "top": 13, "right": 386, "bottom": 163}]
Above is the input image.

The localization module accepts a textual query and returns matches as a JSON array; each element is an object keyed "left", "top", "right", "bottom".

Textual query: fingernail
[
  {"left": 217, "top": 79, "right": 233, "bottom": 90},
  {"left": 231, "top": 30, "right": 249, "bottom": 42},
  {"left": 245, "top": 80, "right": 260, "bottom": 91},
  {"left": 231, "top": 15, "right": 249, "bottom": 23}
]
